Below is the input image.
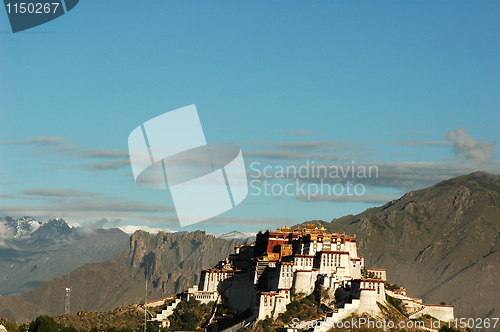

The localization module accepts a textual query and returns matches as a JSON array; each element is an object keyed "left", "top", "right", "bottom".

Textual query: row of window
[
  {"left": 361, "top": 282, "right": 383, "bottom": 295},
  {"left": 195, "top": 295, "right": 216, "bottom": 299}
]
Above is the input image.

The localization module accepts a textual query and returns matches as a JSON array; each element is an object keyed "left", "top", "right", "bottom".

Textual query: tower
[{"left": 64, "top": 287, "right": 71, "bottom": 314}]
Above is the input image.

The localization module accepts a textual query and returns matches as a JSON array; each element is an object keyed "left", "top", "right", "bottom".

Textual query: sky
[{"left": 0, "top": 1, "right": 499, "bottom": 234}]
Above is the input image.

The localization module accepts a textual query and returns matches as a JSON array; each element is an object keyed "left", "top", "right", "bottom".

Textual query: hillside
[
  {"left": 0, "top": 230, "right": 238, "bottom": 323},
  {"left": 315, "top": 171, "right": 500, "bottom": 320},
  {"left": 54, "top": 304, "right": 145, "bottom": 331}
]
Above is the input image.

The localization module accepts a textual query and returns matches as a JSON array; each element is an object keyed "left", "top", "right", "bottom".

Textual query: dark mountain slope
[{"left": 321, "top": 171, "right": 500, "bottom": 319}]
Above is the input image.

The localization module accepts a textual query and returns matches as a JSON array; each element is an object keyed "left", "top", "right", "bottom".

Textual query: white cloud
[
  {"left": 115, "top": 225, "right": 177, "bottom": 234},
  {"left": 446, "top": 127, "right": 496, "bottom": 164},
  {"left": 0, "top": 220, "right": 15, "bottom": 247}
]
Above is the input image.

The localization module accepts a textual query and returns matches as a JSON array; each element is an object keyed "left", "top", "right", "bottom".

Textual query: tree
[
  {"left": 384, "top": 281, "right": 401, "bottom": 291},
  {"left": 3, "top": 321, "right": 19, "bottom": 332},
  {"left": 181, "top": 311, "right": 198, "bottom": 331},
  {"left": 139, "top": 325, "right": 156, "bottom": 332},
  {"left": 19, "top": 324, "right": 29, "bottom": 332},
  {"left": 60, "top": 326, "right": 78, "bottom": 332},
  {"left": 28, "top": 316, "right": 58, "bottom": 332}
]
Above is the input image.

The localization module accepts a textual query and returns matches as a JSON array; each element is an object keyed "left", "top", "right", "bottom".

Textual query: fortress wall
[
  {"left": 340, "top": 253, "right": 350, "bottom": 272},
  {"left": 278, "top": 264, "right": 294, "bottom": 289},
  {"left": 145, "top": 295, "right": 178, "bottom": 308},
  {"left": 323, "top": 264, "right": 334, "bottom": 275},
  {"left": 293, "top": 256, "right": 314, "bottom": 271},
  {"left": 366, "top": 268, "right": 387, "bottom": 281},
  {"left": 350, "top": 259, "right": 361, "bottom": 279},
  {"left": 199, "top": 272, "right": 212, "bottom": 291},
  {"left": 256, "top": 291, "right": 290, "bottom": 320},
  {"left": 257, "top": 296, "right": 273, "bottom": 320},
  {"left": 274, "top": 292, "right": 290, "bottom": 317},
  {"left": 294, "top": 270, "right": 318, "bottom": 295},
  {"left": 163, "top": 299, "right": 181, "bottom": 316},
  {"left": 360, "top": 279, "right": 385, "bottom": 303},
  {"left": 145, "top": 299, "right": 167, "bottom": 308},
  {"left": 352, "top": 289, "right": 382, "bottom": 317},
  {"left": 359, "top": 289, "right": 378, "bottom": 307},
  {"left": 419, "top": 305, "right": 454, "bottom": 321},
  {"left": 376, "top": 281, "right": 385, "bottom": 303},
  {"left": 268, "top": 268, "right": 279, "bottom": 290},
  {"left": 224, "top": 274, "right": 256, "bottom": 312},
  {"left": 386, "top": 289, "right": 424, "bottom": 312},
  {"left": 193, "top": 291, "right": 218, "bottom": 304},
  {"left": 327, "top": 299, "right": 362, "bottom": 327},
  {"left": 346, "top": 241, "right": 357, "bottom": 258},
  {"left": 336, "top": 267, "right": 346, "bottom": 279},
  {"left": 319, "top": 253, "right": 334, "bottom": 274},
  {"left": 199, "top": 270, "right": 234, "bottom": 292},
  {"left": 318, "top": 275, "right": 338, "bottom": 298}
]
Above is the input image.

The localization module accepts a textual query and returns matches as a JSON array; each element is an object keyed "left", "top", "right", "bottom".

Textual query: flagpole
[{"left": 144, "top": 280, "right": 147, "bottom": 332}]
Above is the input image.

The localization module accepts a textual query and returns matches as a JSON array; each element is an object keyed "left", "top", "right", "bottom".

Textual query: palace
[{"left": 147, "top": 224, "right": 453, "bottom": 329}]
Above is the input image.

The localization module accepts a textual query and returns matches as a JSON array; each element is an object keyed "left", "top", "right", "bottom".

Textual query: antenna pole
[
  {"left": 64, "top": 287, "right": 71, "bottom": 314},
  {"left": 64, "top": 273, "right": 71, "bottom": 315},
  {"left": 144, "top": 280, "right": 147, "bottom": 332}
]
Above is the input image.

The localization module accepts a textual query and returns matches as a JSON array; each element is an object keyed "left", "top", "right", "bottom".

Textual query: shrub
[
  {"left": 386, "top": 295, "right": 407, "bottom": 317},
  {"left": 60, "top": 326, "right": 78, "bottom": 332},
  {"left": 384, "top": 281, "right": 401, "bottom": 291},
  {"left": 29, "top": 316, "right": 58, "bottom": 332}
]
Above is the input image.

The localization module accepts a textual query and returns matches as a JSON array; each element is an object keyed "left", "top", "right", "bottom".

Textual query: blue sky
[{"left": 1, "top": 1, "right": 499, "bottom": 234}]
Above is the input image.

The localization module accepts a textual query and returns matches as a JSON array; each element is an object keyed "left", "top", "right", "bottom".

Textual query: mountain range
[
  {"left": 0, "top": 230, "right": 238, "bottom": 322},
  {"left": 0, "top": 217, "right": 129, "bottom": 297},
  {"left": 0, "top": 171, "right": 498, "bottom": 323}
]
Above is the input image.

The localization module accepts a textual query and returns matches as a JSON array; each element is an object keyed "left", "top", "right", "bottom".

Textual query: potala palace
[{"left": 146, "top": 224, "right": 453, "bottom": 330}]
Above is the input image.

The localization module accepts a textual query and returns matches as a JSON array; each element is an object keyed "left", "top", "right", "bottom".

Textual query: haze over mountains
[{"left": 0, "top": 172, "right": 498, "bottom": 324}]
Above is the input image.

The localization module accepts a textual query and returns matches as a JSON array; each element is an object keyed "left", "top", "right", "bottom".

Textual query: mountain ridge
[
  {"left": 0, "top": 217, "right": 129, "bottom": 298},
  {"left": 320, "top": 171, "right": 500, "bottom": 320},
  {"left": 0, "top": 230, "right": 238, "bottom": 323}
]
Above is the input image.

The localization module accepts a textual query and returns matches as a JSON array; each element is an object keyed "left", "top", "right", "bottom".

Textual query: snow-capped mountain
[
  {"left": 116, "top": 225, "right": 177, "bottom": 234},
  {"left": 0, "top": 216, "right": 70, "bottom": 240},
  {"left": 209, "top": 231, "right": 256, "bottom": 240},
  {"left": 31, "top": 218, "right": 71, "bottom": 239},
  {"left": 1, "top": 216, "right": 42, "bottom": 238}
]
